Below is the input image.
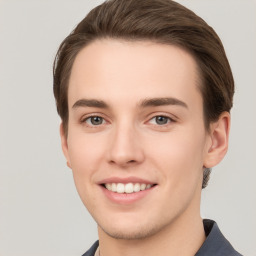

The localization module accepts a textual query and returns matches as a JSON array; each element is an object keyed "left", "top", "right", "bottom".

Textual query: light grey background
[{"left": 0, "top": 0, "right": 255, "bottom": 255}]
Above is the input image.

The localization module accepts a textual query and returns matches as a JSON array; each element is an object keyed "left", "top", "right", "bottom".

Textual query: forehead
[{"left": 68, "top": 39, "right": 202, "bottom": 109}]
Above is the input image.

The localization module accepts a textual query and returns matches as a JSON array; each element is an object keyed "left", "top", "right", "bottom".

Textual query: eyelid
[
  {"left": 146, "top": 112, "right": 177, "bottom": 123},
  {"left": 148, "top": 116, "right": 173, "bottom": 125},
  {"left": 80, "top": 113, "right": 109, "bottom": 125},
  {"left": 79, "top": 112, "right": 177, "bottom": 126}
]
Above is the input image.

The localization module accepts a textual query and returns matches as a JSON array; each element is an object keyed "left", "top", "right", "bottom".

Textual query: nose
[{"left": 107, "top": 124, "right": 145, "bottom": 167}]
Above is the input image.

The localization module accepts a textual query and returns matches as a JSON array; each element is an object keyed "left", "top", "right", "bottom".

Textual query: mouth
[
  {"left": 102, "top": 182, "right": 157, "bottom": 194},
  {"left": 98, "top": 177, "right": 158, "bottom": 204}
]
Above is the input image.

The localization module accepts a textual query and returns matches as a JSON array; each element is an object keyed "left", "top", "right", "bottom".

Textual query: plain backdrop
[{"left": 0, "top": 0, "right": 255, "bottom": 255}]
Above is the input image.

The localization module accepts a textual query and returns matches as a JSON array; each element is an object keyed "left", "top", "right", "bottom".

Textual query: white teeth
[
  {"left": 125, "top": 183, "right": 133, "bottom": 193},
  {"left": 116, "top": 183, "right": 125, "bottom": 193},
  {"left": 112, "top": 183, "right": 117, "bottom": 192},
  {"left": 140, "top": 183, "right": 146, "bottom": 191},
  {"left": 105, "top": 183, "right": 112, "bottom": 190},
  {"left": 104, "top": 182, "right": 154, "bottom": 193},
  {"left": 134, "top": 183, "right": 140, "bottom": 192}
]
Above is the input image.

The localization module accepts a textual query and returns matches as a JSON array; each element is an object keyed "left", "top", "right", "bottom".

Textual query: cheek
[
  {"left": 68, "top": 132, "right": 106, "bottom": 169},
  {"left": 147, "top": 128, "right": 206, "bottom": 187},
  {"left": 67, "top": 133, "right": 106, "bottom": 195},
  {"left": 149, "top": 132, "right": 205, "bottom": 215}
]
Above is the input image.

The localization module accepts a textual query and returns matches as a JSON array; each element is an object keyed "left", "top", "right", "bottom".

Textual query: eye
[
  {"left": 149, "top": 115, "right": 172, "bottom": 125},
  {"left": 83, "top": 116, "right": 106, "bottom": 126}
]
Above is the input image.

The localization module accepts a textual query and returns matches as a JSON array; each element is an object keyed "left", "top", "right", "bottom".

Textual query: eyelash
[
  {"left": 80, "top": 114, "right": 176, "bottom": 128},
  {"left": 148, "top": 115, "right": 175, "bottom": 126},
  {"left": 80, "top": 114, "right": 107, "bottom": 127}
]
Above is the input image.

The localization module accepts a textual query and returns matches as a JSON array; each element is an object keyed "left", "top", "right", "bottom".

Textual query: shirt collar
[{"left": 195, "top": 219, "right": 241, "bottom": 256}]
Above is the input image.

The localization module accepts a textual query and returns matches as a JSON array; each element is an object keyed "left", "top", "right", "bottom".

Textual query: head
[
  {"left": 53, "top": 0, "right": 234, "bottom": 240},
  {"left": 53, "top": 0, "right": 234, "bottom": 189}
]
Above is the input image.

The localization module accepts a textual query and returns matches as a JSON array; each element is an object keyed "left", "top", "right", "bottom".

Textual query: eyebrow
[
  {"left": 72, "top": 99, "right": 109, "bottom": 109},
  {"left": 140, "top": 97, "right": 188, "bottom": 108},
  {"left": 72, "top": 97, "right": 188, "bottom": 110}
]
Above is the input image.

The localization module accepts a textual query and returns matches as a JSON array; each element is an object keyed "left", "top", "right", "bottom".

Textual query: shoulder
[
  {"left": 82, "top": 241, "right": 99, "bottom": 256},
  {"left": 196, "top": 219, "right": 243, "bottom": 256}
]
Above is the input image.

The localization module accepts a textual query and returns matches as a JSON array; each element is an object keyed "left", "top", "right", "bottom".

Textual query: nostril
[{"left": 109, "top": 159, "right": 137, "bottom": 166}]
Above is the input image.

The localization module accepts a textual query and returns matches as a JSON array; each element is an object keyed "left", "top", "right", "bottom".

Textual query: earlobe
[
  {"left": 60, "top": 123, "right": 72, "bottom": 169},
  {"left": 204, "top": 112, "right": 231, "bottom": 168}
]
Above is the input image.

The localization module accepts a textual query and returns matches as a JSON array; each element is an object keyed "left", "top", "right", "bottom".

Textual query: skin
[{"left": 60, "top": 39, "right": 230, "bottom": 256}]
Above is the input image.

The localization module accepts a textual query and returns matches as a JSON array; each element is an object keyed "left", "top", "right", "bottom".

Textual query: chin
[{"left": 98, "top": 220, "right": 167, "bottom": 240}]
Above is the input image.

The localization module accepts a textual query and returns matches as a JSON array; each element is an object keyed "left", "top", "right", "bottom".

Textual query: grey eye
[
  {"left": 87, "top": 116, "right": 104, "bottom": 125},
  {"left": 155, "top": 116, "right": 169, "bottom": 125}
]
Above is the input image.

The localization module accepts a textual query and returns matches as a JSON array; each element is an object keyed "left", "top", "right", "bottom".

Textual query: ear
[
  {"left": 203, "top": 112, "right": 231, "bottom": 168},
  {"left": 60, "top": 123, "right": 72, "bottom": 169}
]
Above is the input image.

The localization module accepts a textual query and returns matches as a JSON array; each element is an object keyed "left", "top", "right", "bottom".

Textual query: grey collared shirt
[
  {"left": 196, "top": 219, "right": 242, "bottom": 256},
  {"left": 82, "top": 219, "right": 242, "bottom": 256}
]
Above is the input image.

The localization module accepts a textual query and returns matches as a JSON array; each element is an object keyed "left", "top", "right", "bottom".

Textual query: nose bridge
[{"left": 108, "top": 119, "right": 144, "bottom": 166}]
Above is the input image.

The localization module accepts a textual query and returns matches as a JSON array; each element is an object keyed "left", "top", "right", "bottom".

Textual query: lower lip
[{"left": 100, "top": 185, "right": 157, "bottom": 204}]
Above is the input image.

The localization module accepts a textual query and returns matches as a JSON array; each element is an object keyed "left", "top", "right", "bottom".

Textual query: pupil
[
  {"left": 156, "top": 116, "right": 167, "bottom": 125},
  {"left": 91, "top": 116, "right": 102, "bottom": 125}
]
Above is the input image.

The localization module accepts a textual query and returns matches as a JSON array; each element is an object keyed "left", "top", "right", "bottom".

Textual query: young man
[{"left": 53, "top": 0, "right": 242, "bottom": 255}]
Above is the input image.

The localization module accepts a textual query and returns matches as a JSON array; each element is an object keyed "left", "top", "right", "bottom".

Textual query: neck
[{"left": 97, "top": 211, "right": 205, "bottom": 256}]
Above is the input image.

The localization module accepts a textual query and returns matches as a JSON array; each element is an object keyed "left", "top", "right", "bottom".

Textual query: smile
[{"left": 104, "top": 183, "right": 154, "bottom": 194}]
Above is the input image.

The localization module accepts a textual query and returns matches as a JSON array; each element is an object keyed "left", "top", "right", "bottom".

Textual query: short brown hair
[{"left": 53, "top": 0, "right": 234, "bottom": 188}]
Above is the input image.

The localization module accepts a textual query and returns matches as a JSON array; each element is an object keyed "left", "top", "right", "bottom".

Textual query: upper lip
[{"left": 98, "top": 176, "right": 157, "bottom": 185}]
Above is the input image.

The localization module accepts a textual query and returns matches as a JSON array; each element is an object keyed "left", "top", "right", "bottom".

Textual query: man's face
[{"left": 62, "top": 39, "right": 212, "bottom": 240}]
